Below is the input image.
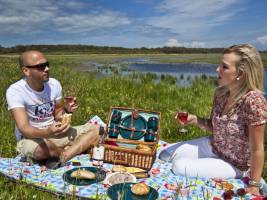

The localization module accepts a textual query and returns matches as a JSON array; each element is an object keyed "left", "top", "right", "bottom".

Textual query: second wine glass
[{"left": 176, "top": 111, "right": 188, "bottom": 133}]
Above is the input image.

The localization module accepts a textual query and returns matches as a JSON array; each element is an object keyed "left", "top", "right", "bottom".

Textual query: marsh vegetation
[{"left": 0, "top": 53, "right": 266, "bottom": 199}]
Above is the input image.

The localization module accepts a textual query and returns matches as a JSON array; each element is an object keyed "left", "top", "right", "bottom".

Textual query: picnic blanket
[
  {"left": 0, "top": 116, "right": 265, "bottom": 200},
  {"left": 0, "top": 139, "right": 262, "bottom": 200}
]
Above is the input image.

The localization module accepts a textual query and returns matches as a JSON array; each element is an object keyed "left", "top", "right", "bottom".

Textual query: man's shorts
[{"left": 16, "top": 123, "right": 99, "bottom": 158}]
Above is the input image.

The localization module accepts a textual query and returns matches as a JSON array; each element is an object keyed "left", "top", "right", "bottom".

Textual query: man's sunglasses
[{"left": 25, "top": 62, "right": 49, "bottom": 70}]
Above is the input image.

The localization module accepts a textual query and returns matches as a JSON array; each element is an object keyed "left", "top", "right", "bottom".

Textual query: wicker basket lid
[{"left": 119, "top": 114, "right": 147, "bottom": 140}]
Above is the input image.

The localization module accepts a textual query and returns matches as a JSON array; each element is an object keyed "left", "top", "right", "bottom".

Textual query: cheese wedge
[
  {"left": 125, "top": 167, "right": 146, "bottom": 174},
  {"left": 112, "top": 165, "right": 127, "bottom": 172}
]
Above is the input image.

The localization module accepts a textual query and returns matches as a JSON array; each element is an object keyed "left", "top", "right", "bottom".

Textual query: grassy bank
[
  {"left": 49, "top": 52, "right": 267, "bottom": 65},
  {"left": 0, "top": 54, "right": 266, "bottom": 199},
  {"left": 2, "top": 52, "right": 267, "bottom": 65}
]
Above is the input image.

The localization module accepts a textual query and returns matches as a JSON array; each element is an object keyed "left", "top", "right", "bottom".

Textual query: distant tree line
[{"left": 0, "top": 44, "right": 266, "bottom": 54}]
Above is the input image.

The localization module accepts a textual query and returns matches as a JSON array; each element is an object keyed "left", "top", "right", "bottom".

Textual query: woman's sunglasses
[{"left": 25, "top": 62, "right": 49, "bottom": 71}]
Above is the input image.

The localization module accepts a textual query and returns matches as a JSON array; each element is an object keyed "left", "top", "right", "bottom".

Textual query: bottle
[{"left": 92, "top": 127, "right": 105, "bottom": 167}]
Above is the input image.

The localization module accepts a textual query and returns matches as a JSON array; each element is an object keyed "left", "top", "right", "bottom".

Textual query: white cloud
[
  {"left": 256, "top": 36, "right": 267, "bottom": 45},
  {"left": 0, "top": 0, "right": 131, "bottom": 36},
  {"left": 0, "top": 0, "right": 261, "bottom": 48},
  {"left": 165, "top": 39, "right": 183, "bottom": 47},
  {"left": 55, "top": 1, "right": 89, "bottom": 10},
  {"left": 148, "top": 0, "right": 243, "bottom": 37},
  {"left": 164, "top": 39, "right": 206, "bottom": 48},
  {"left": 190, "top": 41, "right": 206, "bottom": 48},
  {"left": 54, "top": 12, "right": 130, "bottom": 33},
  {"left": 157, "top": 0, "right": 239, "bottom": 16}
]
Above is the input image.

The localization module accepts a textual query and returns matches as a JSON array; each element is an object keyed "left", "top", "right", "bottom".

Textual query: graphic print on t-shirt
[{"left": 31, "top": 101, "right": 55, "bottom": 122}]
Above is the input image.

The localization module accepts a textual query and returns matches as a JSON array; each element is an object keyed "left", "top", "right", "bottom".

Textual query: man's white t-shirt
[{"left": 6, "top": 78, "right": 62, "bottom": 141}]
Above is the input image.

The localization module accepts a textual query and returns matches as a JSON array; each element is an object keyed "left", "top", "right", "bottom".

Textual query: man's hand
[
  {"left": 48, "top": 122, "right": 70, "bottom": 137},
  {"left": 64, "top": 96, "right": 78, "bottom": 113}
]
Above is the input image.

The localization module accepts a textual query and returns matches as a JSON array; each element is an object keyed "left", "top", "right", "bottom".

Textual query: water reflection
[
  {"left": 80, "top": 59, "right": 267, "bottom": 91},
  {"left": 130, "top": 63, "right": 216, "bottom": 75}
]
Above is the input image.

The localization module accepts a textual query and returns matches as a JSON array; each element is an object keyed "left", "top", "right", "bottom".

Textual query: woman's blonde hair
[{"left": 218, "top": 44, "right": 264, "bottom": 103}]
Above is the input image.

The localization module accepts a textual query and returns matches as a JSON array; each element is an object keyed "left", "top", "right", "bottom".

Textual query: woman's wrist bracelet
[
  {"left": 197, "top": 117, "right": 208, "bottom": 130},
  {"left": 248, "top": 179, "right": 261, "bottom": 188},
  {"left": 204, "top": 118, "right": 208, "bottom": 127}
]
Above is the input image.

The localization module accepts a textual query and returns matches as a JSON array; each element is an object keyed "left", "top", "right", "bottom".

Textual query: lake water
[
  {"left": 83, "top": 58, "right": 267, "bottom": 92},
  {"left": 130, "top": 62, "right": 216, "bottom": 77},
  {"left": 128, "top": 62, "right": 267, "bottom": 92}
]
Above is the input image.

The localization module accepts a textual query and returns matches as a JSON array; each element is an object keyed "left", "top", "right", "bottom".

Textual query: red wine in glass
[
  {"left": 178, "top": 112, "right": 188, "bottom": 123},
  {"left": 177, "top": 111, "right": 188, "bottom": 133}
]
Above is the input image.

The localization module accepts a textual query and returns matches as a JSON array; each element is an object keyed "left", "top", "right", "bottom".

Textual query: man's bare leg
[
  {"left": 61, "top": 125, "right": 100, "bottom": 162},
  {"left": 33, "top": 141, "right": 64, "bottom": 160}
]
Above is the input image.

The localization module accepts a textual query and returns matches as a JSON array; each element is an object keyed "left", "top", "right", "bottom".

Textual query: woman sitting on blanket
[{"left": 159, "top": 44, "right": 266, "bottom": 196}]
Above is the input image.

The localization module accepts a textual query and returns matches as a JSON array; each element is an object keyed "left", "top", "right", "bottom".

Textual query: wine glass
[
  {"left": 64, "top": 95, "right": 76, "bottom": 104},
  {"left": 64, "top": 95, "right": 78, "bottom": 113},
  {"left": 176, "top": 111, "right": 188, "bottom": 133}
]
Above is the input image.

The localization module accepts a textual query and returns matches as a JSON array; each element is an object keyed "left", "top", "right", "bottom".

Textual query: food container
[{"left": 90, "top": 107, "right": 161, "bottom": 170}]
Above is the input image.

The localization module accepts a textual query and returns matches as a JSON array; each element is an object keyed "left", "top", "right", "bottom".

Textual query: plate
[
  {"left": 119, "top": 115, "right": 147, "bottom": 140},
  {"left": 107, "top": 182, "right": 158, "bottom": 200},
  {"left": 62, "top": 167, "right": 106, "bottom": 186},
  {"left": 104, "top": 172, "right": 136, "bottom": 185}
]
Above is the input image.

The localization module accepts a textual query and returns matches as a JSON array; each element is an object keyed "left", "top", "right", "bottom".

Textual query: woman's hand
[
  {"left": 186, "top": 114, "right": 198, "bottom": 125},
  {"left": 175, "top": 112, "right": 197, "bottom": 125}
]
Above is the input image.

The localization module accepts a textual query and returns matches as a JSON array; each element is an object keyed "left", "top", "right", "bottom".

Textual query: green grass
[
  {"left": 0, "top": 54, "right": 266, "bottom": 199},
  {"left": 2, "top": 52, "right": 267, "bottom": 65}
]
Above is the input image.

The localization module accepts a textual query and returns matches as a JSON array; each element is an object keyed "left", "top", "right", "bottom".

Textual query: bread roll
[
  {"left": 61, "top": 113, "right": 72, "bottom": 124},
  {"left": 131, "top": 182, "right": 150, "bottom": 195},
  {"left": 70, "top": 169, "right": 96, "bottom": 179},
  {"left": 136, "top": 144, "right": 152, "bottom": 153}
]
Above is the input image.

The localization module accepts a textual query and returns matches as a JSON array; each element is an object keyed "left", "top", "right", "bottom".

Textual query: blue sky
[{"left": 0, "top": 0, "right": 267, "bottom": 49}]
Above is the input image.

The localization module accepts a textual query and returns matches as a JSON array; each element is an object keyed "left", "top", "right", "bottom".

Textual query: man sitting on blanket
[{"left": 6, "top": 50, "right": 101, "bottom": 169}]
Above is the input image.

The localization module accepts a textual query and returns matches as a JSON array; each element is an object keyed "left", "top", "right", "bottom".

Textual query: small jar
[
  {"left": 108, "top": 123, "right": 119, "bottom": 138},
  {"left": 111, "top": 110, "right": 122, "bottom": 124},
  {"left": 147, "top": 117, "right": 158, "bottom": 131},
  {"left": 144, "top": 129, "right": 155, "bottom": 142}
]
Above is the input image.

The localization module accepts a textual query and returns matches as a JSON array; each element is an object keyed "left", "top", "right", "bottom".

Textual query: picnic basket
[{"left": 90, "top": 107, "right": 161, "bottom": 170}]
